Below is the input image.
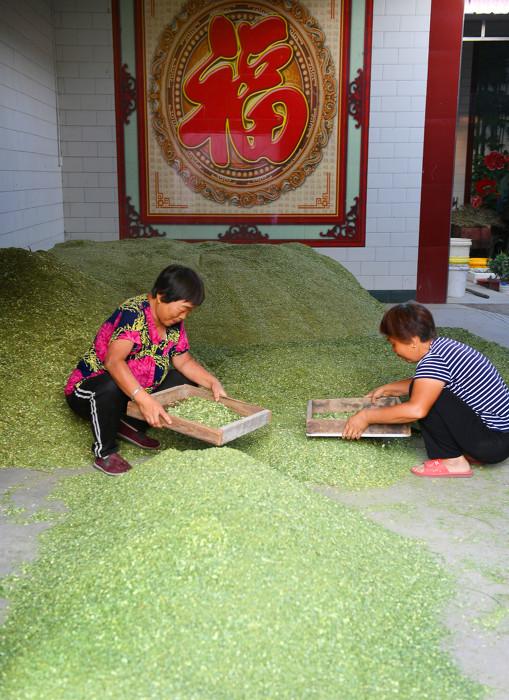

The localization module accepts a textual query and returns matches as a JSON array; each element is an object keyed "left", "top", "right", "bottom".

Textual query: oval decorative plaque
[{"left": 149, "top": 0, "right": 337, "bottom": 208}]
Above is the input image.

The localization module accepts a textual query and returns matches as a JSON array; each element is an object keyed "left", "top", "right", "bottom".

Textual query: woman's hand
[
  {"left": 365, "top": 378, "right": 413, "bottom": 403},
  {"left": 135, "top": 392, "right": 173, "bottom": 429},
  {"left": 172, "top": 352, "right": 227, "bottom": 401},
  {"left": 365, "top": 385, "right": 388, "bottom": 403},
  {"left": 342, "top": 410, "right": 369, "bottom": 440},
  {"left": 210, "top": 378, "right": 227, "bottom": 401}
]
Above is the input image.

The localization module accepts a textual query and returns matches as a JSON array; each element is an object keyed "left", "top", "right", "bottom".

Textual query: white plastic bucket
[
  {"left": 447, "top": 264, "right": 469, "bottom": 298},
  {"left": 449, "top": 237, "right": 472, "bottom": 262},
  {"left": 500, "top": 282, "right": 509, "bottom": 295}
]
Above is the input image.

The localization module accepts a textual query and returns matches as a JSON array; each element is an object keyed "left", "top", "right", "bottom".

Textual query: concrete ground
[{"left": 1, "top": 291, "right": 508, "bottom": 697}]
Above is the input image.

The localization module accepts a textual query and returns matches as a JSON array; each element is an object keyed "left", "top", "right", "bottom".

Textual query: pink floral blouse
[{"left": 65, "top": 295, "right": 189, "bottom": 396}]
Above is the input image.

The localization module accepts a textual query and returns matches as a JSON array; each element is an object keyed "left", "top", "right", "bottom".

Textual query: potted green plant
[{"left": 488, "top": 252, "right": 509, "bottom": 294}]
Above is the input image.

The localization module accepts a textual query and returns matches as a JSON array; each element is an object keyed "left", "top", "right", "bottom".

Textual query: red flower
[
  {"left": 483, "top": 151, "right": 506, "bottom": 170},
  {"left": 475, "top": 178, "right": 498, "bottom": 197},
  {"left": 471, "top": 194, "right": 483, "bottom": 209}
]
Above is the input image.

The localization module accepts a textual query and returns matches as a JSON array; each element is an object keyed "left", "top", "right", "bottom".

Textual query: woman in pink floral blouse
[{"left": 65, "top": 265, "right": 225, "bottom": 476}]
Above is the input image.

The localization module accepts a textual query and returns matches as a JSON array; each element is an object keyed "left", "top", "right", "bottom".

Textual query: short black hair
[
  {"left": 151, "top": 265, "right": 205, "bottom": 305},
  {"left": 379, "top": 302, "right": 436, "bottom": 342}
]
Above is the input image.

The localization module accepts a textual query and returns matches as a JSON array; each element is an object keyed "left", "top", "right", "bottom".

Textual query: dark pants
[
  {"left": 413, "top": 384, "right": 509, "bottom": 463},
  {"left": 67, "top": 370, "right": 195, "bottom": 458}
]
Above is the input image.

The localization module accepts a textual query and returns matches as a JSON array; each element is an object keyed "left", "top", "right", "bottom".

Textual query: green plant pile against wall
[
  {"left": 0, "top": 249, "right": 115, "bottom": 466},
  {"left": 50, "top": 239, "right": 384, "bottom": 345},
  {"left": 0, "top": 450, "right": 483, "bottom": 699},
  {"left": 1, "top": 243, "right": 508, "bottom": 491}
]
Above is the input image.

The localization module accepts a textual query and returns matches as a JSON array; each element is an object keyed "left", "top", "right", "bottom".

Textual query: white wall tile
[
  {"left": 369, "top": 142, "right": 395, "bottom": 158},
  {"left": 393, "top": 142, "right": 424, "bottom": 158},
  {"left": 383, "top": 32, "right": 417, "bottom": 48},
  {"left": 390, "top": 260, "right": 417, "bottom": 276},
  {"left": 382, "top": 64, "right": 413, "bottom": 80},
  {"left": 385, "top": 0, "right": 417, "bottom": 15},
  {"left": 379, "top": 127, "right": 410, "bottom": 143},
  {"left": 373, "top": 275, "right": 403, "bottom": 288},
  {"left": 54, "top": 0, "right": 118, "bottom": 241},
  {"left": 393, "top": 173, "right": 422, "bottom": 188},
  {"left": 398, "top": 48, "right": 429, "bottom": 65},
  {"left": 400, "top": 15, "right": 431, "bottom": 31},
  {"left": 376, "top": 217, "right": 407, "bottom": 232},
  {"left": 362, "top": 261, "right": 390, "bottom": 276},
  {"left": 395, "top": 111, "right": 425, "bottom": 127},
  {"left": 371, "top": 80, "right": 398, "bottom": 96},
  {"left": 374, "top": 15, "right": 402, "bottom": 31},
  {"left": 372, "top": 48, "right": 400, "bottom": 65},
  {"left": 369, "top": 111, "right": 396, "bottom": 128},
  {"left": 0, "top": 0, "right": 64, "bottom": 249},
  {"left": 415, "top": 0, "right": 432, "bottom": 15}
]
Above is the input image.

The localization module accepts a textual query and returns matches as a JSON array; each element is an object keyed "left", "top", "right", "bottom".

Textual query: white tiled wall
[
  {"left": 2, "top": 0, "right": 431, "bottom": 293},
  {"left": 0, "top": 0, "right": 64, "bottom": 250},
  {"left": 53, "top": 0, "right": 118, "bottom": 241},
  {"left": 322, "top": 0, "right": 431, "bottom": 292}
]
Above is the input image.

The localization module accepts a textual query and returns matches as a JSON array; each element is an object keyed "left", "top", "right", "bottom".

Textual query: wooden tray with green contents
[
  {"left": 306, "top": 396, "right": 411, "bottom": 438},
  {"left": 127, "top": 384, "right": 271, "bottom": 446}
]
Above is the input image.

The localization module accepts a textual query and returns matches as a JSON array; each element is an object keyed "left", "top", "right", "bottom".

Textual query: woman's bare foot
[{"left": 412, "top": 456, "right": 472, "bottom": 476}]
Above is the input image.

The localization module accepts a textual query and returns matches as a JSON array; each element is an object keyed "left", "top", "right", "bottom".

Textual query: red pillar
[{"left": 416, "top": 0, "right": 465, "bottom": 302}]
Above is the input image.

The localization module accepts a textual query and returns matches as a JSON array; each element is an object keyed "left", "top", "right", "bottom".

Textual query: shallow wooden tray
[
  {"left": 306, "top": 396, "right": 411, "bottom": 438},
  {"left": 127, "top": 384, "right": 271, "bottom": 446}
]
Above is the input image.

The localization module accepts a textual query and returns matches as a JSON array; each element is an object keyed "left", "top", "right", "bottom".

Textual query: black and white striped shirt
[{"left": 414, "top": 336, "right": 509, "bottom": 431}]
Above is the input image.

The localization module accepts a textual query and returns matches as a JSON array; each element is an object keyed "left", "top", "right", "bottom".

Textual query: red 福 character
[{"left": 178, "top": 14, "right": 309, "bottom": 167}]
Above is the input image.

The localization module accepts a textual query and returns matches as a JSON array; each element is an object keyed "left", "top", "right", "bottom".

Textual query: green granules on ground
[
  {"left": 0, "top": 450, "right": 482, "bottom": 699},
  {"left": 167, "top": 397, "right": 240, "bottom": 427},
  {"left": 314, "top": 411, "right": 356, "bottom": 419}
]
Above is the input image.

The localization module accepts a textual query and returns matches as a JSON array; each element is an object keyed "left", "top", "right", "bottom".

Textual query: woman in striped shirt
[{"left": 342, "top": 302, "right": 509, "bottom": 478}]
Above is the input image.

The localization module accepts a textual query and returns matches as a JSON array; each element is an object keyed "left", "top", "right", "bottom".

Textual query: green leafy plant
[{"left": 488, "top": 252, "right": 509, "bottom": 282}]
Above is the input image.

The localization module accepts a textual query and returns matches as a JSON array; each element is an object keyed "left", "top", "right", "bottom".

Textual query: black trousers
[
  {"left": 66, "top": 370, "right": 195, "bottom": 458},
  {"left": 414, "top": 385, "right": 509, "bottom": 463}
]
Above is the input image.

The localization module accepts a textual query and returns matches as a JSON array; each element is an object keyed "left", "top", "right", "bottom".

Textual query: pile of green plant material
[
  {"left": 51, "top": 239, "right": 384, "bottom": 345},
  {"left": 2, "top": 241, "right": 508, "bottom": 489},
  {"left": 0, "top": 241, "right": 387, "bottom": 480},
  {"left": 167, "top": 397, "right": 240, "bottom": 427},
  {"left": 0, "top": 249, "right": 116, "bottom": 467},
  {"left": 0, "top": 450, "right": 482, "bottom": 699}
]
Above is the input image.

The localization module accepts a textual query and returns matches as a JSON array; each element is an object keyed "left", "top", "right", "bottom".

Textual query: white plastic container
[
  {"left": 449, "top": 237, "right": 472, "bottom": 261},
  {"left": 447, "top": 264, "right": 469, "bottom": 298},
  {"left": 500, "top": 282, "right": 509, "bottom": 295}
]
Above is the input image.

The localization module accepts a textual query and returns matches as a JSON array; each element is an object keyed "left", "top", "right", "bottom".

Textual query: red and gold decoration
[
  {"left": 113, "top": 0, "right": 373, "bottom": 244},
  {"left": 149, "top": 1, "right": 336, "bottom": 212}
]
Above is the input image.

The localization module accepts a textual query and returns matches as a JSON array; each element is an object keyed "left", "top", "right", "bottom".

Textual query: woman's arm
[
  {"left": 172, "top": 352, "right": 226, "bottom": 400},
  {"left": 342, "top": 377, "right": 445, "bottom": 440},
  {"left": 365, "top": 378, "right": 413, "bottom": 402},
  {"left": 104, "top": 339, "right": 173, "bottom": 429}
]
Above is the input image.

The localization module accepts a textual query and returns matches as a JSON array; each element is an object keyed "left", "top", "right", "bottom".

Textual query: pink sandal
[{"left": 411, "top": 459, "right": 473, "bottom": 478}]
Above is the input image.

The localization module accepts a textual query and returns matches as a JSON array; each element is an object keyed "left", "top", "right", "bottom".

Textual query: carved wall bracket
[
  {"left": 120, "top": 64, "right": 137, "bottom": 125},
  {"left": 348, "top": 68, "right": 364, "bottom": 129},
  {"left": 218, "top": 224, "right": 270, "bottom": 243},
  {"left": 319, "top": 198, "right": 359, "bottom": 240},
  {"left": 125, "top": 196, "right": 165, "bottom": 238}
]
